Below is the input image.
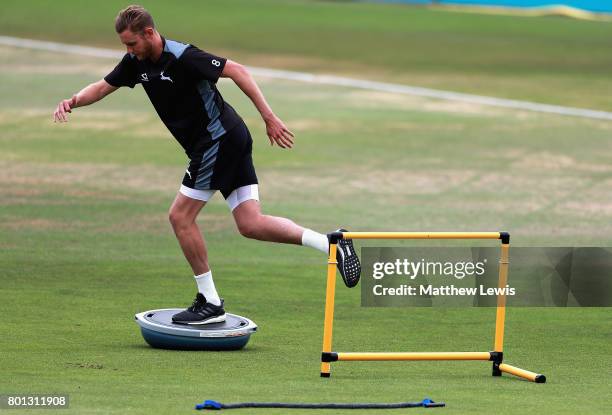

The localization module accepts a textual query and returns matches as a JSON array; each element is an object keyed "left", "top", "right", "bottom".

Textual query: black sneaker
[
  {"left": 335, "top": 228, "right": 361, "bottom": 288},
  {"left": 172, "top": 293, "right": 226, "bottom": 325}
]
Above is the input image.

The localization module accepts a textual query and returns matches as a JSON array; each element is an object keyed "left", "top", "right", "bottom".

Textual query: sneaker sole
[
  {"left": 185, "top": 313, "right": 227, "bottom": 325},
  {"left": 337, "top": 238, "right": 361, "bottom": 288}
]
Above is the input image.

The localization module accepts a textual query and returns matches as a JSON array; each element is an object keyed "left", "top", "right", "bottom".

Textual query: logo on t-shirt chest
[
  {"left": 160, "top": 71, "right": 173, "bottom": 83},
  {"left": 140, "top": 71, "right": 174, "bottom": 83}
]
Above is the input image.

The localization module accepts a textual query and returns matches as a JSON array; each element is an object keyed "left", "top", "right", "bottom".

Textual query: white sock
[
  {"left": 195, "top": 271, "right": 221, "bottom": 306},
  {"left": 301, "top": 229, "right": 329, "bottom": 254}
]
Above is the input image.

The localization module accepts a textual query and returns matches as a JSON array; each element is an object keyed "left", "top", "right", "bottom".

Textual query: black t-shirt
[{"left": 104, "top": 37, "right": 242, "bottom": 157}]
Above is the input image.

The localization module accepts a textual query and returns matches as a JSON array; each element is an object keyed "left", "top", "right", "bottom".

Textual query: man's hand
[
  {"left": 221, "top": 60, "right": 295, "bottom": 149},
  {"left": 264, "top": 114, "right": 294, "bottom": 149},
  {"left": 53, "top": 96, "right": 77, "bottom": 123}
]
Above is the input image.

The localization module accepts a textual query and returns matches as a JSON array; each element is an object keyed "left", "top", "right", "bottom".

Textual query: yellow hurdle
[{"left": 319, "top": 231, "right": 546, "bottom": 383}]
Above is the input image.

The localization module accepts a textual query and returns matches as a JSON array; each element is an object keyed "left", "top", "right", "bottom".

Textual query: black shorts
[{"left": 182, "top": 121, "right": 258, "bottom": 198}]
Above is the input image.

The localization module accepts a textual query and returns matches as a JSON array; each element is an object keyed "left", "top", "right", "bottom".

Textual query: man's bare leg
[
  {"left": 231, "top": 199, "right": 361, "bottom": 287},
  {"left": 168, "top": 191, "right": 226, "bottom": 321},
  {"left": 231, "top": 199, "right": 305, "bottom": 244},
  {"left": 168, "top": 192, "right": 209, "bottom": 275}
]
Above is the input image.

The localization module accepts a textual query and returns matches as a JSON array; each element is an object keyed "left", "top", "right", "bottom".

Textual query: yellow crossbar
[
  {"left": 337, "top": 352, "right": 491, "bottom": 361},
  {"left": 341, "top": 232, "right": 501, "bottom": 240}
]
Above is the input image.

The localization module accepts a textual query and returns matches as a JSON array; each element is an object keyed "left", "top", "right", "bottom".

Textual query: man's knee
[
  {"left": 169, "top": 208, "right": 191, "bottom": 232},
  {"left": 237, "top": 217, "right": 262, "bottom": 239}
]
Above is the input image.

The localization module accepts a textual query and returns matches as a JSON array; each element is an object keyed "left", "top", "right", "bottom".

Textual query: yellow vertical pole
[
  {"left": 320, "top": 243, "right": 338, "bottom": 377},
  {"left": 494, "top": 243, "right": 509, "bottom": 352},
  {"left": 492, "top": 239, "right": 509, "bottom": 376}
]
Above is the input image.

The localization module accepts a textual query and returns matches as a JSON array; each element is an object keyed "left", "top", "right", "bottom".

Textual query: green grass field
[{"left": 2, "top": 1, "right": 612, "bottom": 414}]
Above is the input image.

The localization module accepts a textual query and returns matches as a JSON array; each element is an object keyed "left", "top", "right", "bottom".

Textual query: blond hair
[{"left": 115, "top": 5, "right": 155, "bottom": 33}]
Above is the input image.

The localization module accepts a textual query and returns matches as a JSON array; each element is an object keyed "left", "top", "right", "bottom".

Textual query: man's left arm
[{"left": 221, "top": 60, "right": 294, "bottom": 149}]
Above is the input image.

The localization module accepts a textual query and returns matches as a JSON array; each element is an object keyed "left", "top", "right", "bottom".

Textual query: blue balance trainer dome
[{"left": 134, "top": 309, "right": 257, "bottom": 350}]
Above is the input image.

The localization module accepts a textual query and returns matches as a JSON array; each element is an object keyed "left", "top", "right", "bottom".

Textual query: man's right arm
[{"left": 53, "top": 79, "right": 118, "bottom": 123}]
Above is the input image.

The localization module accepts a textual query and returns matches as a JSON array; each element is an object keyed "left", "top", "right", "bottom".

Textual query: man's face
[{"left": 119, "top": 27, "right": 154, "bottom": 60}]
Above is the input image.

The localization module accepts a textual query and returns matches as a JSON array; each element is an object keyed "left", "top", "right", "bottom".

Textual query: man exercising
[{"left": 53, "top": 5, "right": 360, "bottom": 325}]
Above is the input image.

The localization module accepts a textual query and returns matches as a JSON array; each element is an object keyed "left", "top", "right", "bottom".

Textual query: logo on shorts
[
  {"left": 185, "top": 169, "right": 192, "bottom": 179},
  {"left": 211, "top": 59, "right": 221, "bottom": 67},
  {"left": 160, "top": 71, "right": 173, "bottom": 83},
  {"left": 141, "top": 73, "right": 149, "bottom": 82}
]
